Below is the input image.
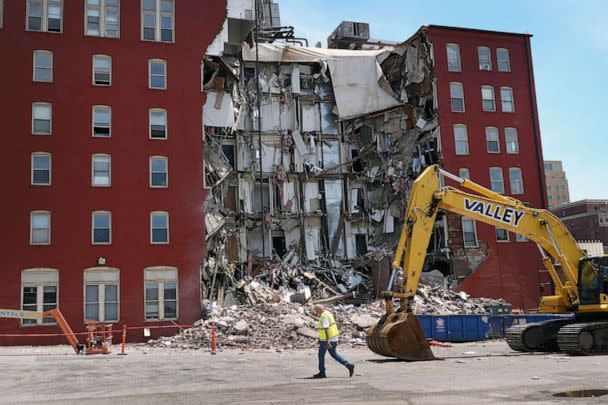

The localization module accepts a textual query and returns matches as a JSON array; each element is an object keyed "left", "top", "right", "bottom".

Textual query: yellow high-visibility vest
[{"left": 318, "top": 310, "right": 339, "bottom": 340}]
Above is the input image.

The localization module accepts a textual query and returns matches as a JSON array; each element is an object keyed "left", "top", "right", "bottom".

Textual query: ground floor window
[
  {"left": 84, "top": 267, "right": 119, "bottom": 322},
  {"left": 144, "top": 266, "right": 178, "bottom": 320},
  {"left": 21, "top": 268, "right": 58, "bottom": 325}
]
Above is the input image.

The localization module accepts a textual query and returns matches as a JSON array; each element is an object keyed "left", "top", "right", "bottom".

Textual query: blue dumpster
[{"left": 418, "top": 315, "right": 490, "bottom": 342}]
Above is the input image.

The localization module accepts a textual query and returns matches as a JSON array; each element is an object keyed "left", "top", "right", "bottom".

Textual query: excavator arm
[{"left": 367, "top": 164, "right": 587, "bottom": 360}]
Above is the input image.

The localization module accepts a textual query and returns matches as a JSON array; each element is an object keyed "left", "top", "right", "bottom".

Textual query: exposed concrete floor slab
[{"left": 1, "top": 341, "right": 607, "bottom": 404}]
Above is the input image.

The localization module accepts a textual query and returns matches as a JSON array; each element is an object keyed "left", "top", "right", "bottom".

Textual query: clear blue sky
[{"left": 279, "top": 0, "right": 608, "bottom": 201}]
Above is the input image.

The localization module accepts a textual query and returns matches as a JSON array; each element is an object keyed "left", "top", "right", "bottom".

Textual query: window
[
  {"left": 462, "top": 218, "right": 478, "bottom": 248},
  {"left": 92, "top": 154, "right": 111, "bottom": 186},
  {"left": 516, "top": 233, "right": 529, "bottom": 242},
  {"left": 85, "top": 0, "right": 119, "bottom": 38},
  {"left": 150, "top": 156, "right": 167, "bottom": 187},
  {"left": 505, "top": 128, "right": 519, "bottom": 154},
  {"left": 454, "top": 124, "right": 469, "bottom": 155},
  {"left": 149, "top": 59, "right": 166, "bottom": 89},
  {"left": 446, "top": 43, "right": 461, "bottom": 72},
  {"left": 33, "top": 51, "right": 53, "bottom": 82},
  {"left": 150, "top": 212, "right": 169, "bottom": 243},
  {"left": 31, "top": 153, "right": 51, "bottom": 185},
  {"left": 497, "top": 48, "right": 511, "bottom": 72},
  {"left": 478, "top": 46, "right": 491, "bottom": 70},
  {"left": 509, "top": 168, "right": 524, "bottom": 194},
  {"left": 547, "top": 185, "right": 551, "bottom": 191},
  {"left": 92, "top": 106, "right": 111, "bottom": 137},
  {"left": 149, "top": 109, "right": 167, "bottom": 139},
  {"left": 496, "top": 228, "right": 510, "bottom": 242},
  {"left": 32, "top": 103, "right": 52, "bottom": 135},
  {"left": 458, "top": 168, "right": 470, "bottom": 180},
  {"left": 27, "top": 0, "right": 62, "bottom": 32},
  {"left": 21, "top": 269, "right": 58, "bottom": 325},
  {"left": 92, "top": 55, "right": 111, "bottom": 86},
  {"left": 142, "top": 0, "right": 174, "bottom": 42},
  {"left": 92, "top": 211, "right": 111, "bottom": 244},
  {"left": 485, "top": 127, "right": 500, "bottom": 153},
  {"left": 450, "top": 82, "right": 465, "bottom": 112},
  {"left": 481, "top": 86, "right": 495, "bottom": 111},
  {"left": 489, "top": 167, "right": 504, "bottom": 193},
  {"left": 84, "top": 267, "right": 119, "bottom": 322},
  {"left": 501, "top": 87, "right": 515, "bottom": 112},
  {"left": 0, "top": 0, "right": 3, "bottom": 28},
  {"left": 144, "top": 266, "right": 178, "bottom": 320},
  {"left": 30, "top": 211, "right": 50, "bottom": 245}
]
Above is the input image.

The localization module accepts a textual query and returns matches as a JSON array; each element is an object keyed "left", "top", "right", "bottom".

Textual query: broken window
[
  {"left": 462, "top": 217, "right": 478, "bottom": 248},
  {"left": 453, "top": 124, "right": 469, "bottom": 155},
  {"left": 355, "top": 234, "right": 367, "bottom": 256},
  {"left": 450, "top": 82, "right": 464, "bottom": 112},
  {"left": 458, "top": 168, "right": 470, "bottom": 180},
  {"left": 505, "top": 128, "right": 519, "bottom": 154},
  {"left": 446, "top": 43, "right": 461, "bottom": 72},
  {"left": 500, "top": 87, "right": 514, "bottom": 112},
  {"left": 304, "top": 181, "right": 320, "bottom": 213},
  {"left": 321, "top": 103, "right": 338, "bottom": 135},
  {"left": 304, "top": 219, "right": 322, "bottom": 259},
  {"left": 252, "top": 180, "right": 270, "bottom": 213},
  {"left": 495, "top": 227, "right": 509, "bottom": 242},
  {"left": 324, "top": 179, "right": 344, "bottom": 256},
  {"left": 272, "top": 234, "right": 287, "bottom": 258},
  {"left": 489, "top": 167, "right": 505, "bottom": 193},
  {"left": 481, "top": 86, "right": 495, "bottom": 112},
  {"left": 485, "top": 127, "right": 500, "bottom": 153},
  {"left": 478, "top": 46, "right": 492, "bottom": 70},
  {"left": 497, "top": 48, "right": 511, "bottom": 72},
  {"left": 222, "top": 144, "right": 235, "bottom": 168},
  {"left": 509, "top": 167, "right": 524, "bottom": 194},
  {"left": 351, "top": 149, "right": 364, "bottom": 173},
  {"left": 322, "top": 139, "right": 341, "bottom": 172},
  {"left": 349, "top": 188, "right": 365, "bottom": 213}
]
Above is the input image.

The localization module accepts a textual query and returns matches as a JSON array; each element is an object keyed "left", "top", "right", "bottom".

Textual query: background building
[
  {"left": 552, "top": 200, "right": 608, "bottom": 253},
  {"left": 544, "top": 160, "right": 570, "bottom": 208},
  {"left": 0, "top": 0, "right": 227, "bottom": 344}
]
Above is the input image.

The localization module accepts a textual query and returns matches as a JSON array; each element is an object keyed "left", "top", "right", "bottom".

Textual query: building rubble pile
[{"left": 148, "top": 282, "right": 511, "bottom": 350}]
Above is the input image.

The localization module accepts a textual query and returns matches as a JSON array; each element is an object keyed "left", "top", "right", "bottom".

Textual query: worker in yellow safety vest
[{"left": 313, "top": 304, "right": 355, "bottom": 378}]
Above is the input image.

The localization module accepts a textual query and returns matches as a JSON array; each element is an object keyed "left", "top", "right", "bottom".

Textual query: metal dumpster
[{"left": 418, "top": 315, "right": 490, "bottom": 342}]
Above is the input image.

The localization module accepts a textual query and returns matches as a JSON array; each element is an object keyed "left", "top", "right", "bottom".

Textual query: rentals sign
[{"left": 464, "top": 198, "right": 525, "bottom": 227}]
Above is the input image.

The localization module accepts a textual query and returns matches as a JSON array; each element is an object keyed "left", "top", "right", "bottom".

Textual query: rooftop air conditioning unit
[{"left": 480, "top": 63, "right": 491, "bottom": 71}]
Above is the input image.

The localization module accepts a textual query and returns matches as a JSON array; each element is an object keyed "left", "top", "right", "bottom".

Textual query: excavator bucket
[{"left": 366, "top": 312, "right": 436, "bottom": 361}]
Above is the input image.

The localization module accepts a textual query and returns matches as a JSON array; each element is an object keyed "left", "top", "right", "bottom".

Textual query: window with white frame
[
  {"left": 500, "top": 87, "right": 515, "bottom": 112},
  {"left": 454, "top": 124, "right": 469, "bottom": 155},
  {"left": 150, "top": 156, "right": 167, "bottom": 187},
  {"left": 144, "top": 266, "right": 177, "bottom": 320},
  {"left": 485, "top": 127, "right": 500, "bottom": 153},
  {"left": 32, "top": 103, "right": 52, "bottom": 135},
  {"left": 84, "top": 267, "right": 119, "bottom": 322},
  {"left": 31, "top": 152, "right": 51, "bottom": 185},
  {"left": 497, "top": 48, "right": 511, "bottom": 72},
  {"left": 92, "top": 154, "right": 111, "bottom": 186},
  {"left": 505, "top": 128, "right": 519, "bottom": 154},
  {"left": 489, "top": 167, "right": 505, "bottom": 193},
  {"left": 92, "top": 55, "right": 111, "bottom": 86},
  {"left": 33, "top": 51, "right": 53, "bottom": 82},
  {"left": 450, "top": 82, "right": 465, "bottom": 112},
  {"left": 85, "top": 0, "right": 119, "bottom": 38},
  {"left": 149, "top": 59, "right": 167, "bottom": 89},
  {"left": 458, "top": 168, "right": 470, "bottom": 180},
  {"left": 509, "top": 167, "right": 524, "bottom": 194},
  {"left": 446, "top": 43, "right": 461, "bottom": 72},
  {"left": 515, "top": 233, "right": 529, "bottom": 242},
  {"left": 462, "top": 218, "right": 478, "bottom": 248},
  {"left": 92, "top": 106, "right": 111, "bottom": 137},
  {"left": 478, "top": 46, "right": 491, "bottom": 70},
  {"left": 30, "top": 211, "right": 50, "bottom": 245},
  {"left": 150, "top": 212, "right": 169, "bottom": 243},
  {"left": 92, "top": 211, "right": 111, "bottom": 244},
  {"left": 27, "top": 0, "right": 62, "bottom": 32},
  {"left": 496, "top": 227, "right": 510, "bottom": 242},
  {"left": 21, "top": 268, "right": 58, "bottom": 325},
  {"left": 0, "top": 0, "right": 3, "bottom": 29},
  {"left": 142, "top": 0, "right": 174, "bottom": 42},
  {"left": 481, "top": 86, "right": 495, "bottom": 111},
  {"left": 149, "top": 109, "right": 167, "bottom": 139}
]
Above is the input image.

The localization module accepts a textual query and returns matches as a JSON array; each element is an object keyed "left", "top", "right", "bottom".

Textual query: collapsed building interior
[{"left": 202, "top": 28, "right": 447, "bottom": 306}]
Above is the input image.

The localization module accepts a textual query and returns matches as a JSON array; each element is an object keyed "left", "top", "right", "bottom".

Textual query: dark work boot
[
  {"left": 313, "top": 372, "right": 327, "bottom": 379},
  {"left": 347, "top": 364, "right": 355, "bottom": 378}
]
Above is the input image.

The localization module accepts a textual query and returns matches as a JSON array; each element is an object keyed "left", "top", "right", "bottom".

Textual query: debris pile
[{"left": 412, "top": 285, "right": 510, "bottom": 315}]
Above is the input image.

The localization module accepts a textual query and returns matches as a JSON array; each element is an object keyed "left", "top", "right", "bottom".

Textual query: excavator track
[
  {"left": 557, "top": 321, "right": 608, "bottom": 355},
  {"left": 506, "top": 319, "right": 572, "bottom": 352}
]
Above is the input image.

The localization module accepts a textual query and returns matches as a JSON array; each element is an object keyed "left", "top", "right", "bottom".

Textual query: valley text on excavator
[
  {"left": 366, "top": 164, "right": 608, "bottom": 361},
  {"left": 0, "top": 308, "right": 113, "bottom": 354}
]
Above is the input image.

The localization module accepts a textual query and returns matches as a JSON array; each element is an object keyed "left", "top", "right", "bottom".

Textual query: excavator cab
[{"left": 578, "top": 256, "right": 608, "bottom": 305}]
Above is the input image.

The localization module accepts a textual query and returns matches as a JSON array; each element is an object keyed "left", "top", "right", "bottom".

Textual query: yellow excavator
[{"left": 366, "top": 164, "right": 608, "bottom": 360}]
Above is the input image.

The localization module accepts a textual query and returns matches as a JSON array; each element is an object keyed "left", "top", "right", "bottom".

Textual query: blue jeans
[{"left": 318, "top": 341, "right": 351, "bottom": 373}]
